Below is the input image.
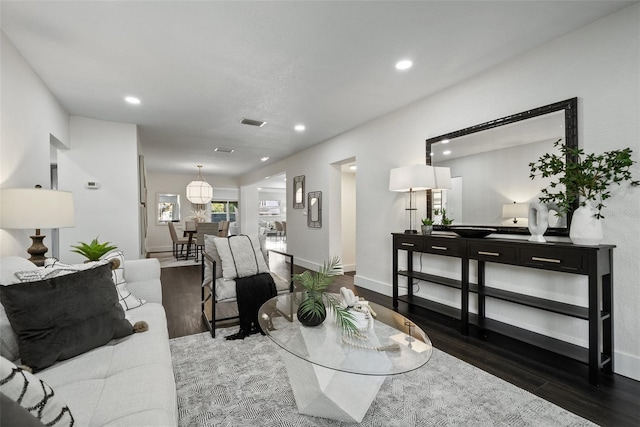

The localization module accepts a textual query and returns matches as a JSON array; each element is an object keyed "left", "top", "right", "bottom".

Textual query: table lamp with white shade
[
  {"left": 0, "top": 187, "right": 75, "bottom": 265},
  {"left": 389, "top": 164, "right": 436, "bottom": 234},
  {"left": 502, "top": 202, "right": 529, "bottom": 224}
]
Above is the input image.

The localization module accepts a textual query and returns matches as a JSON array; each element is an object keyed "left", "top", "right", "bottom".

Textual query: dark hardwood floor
[{"left": 160, "top": 265, "right": 640, "bottom": 427}]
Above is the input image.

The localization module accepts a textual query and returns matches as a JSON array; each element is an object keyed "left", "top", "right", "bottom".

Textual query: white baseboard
[
  {"left": 343, "top": 263, "right": 356, "bottom": 272},
  {"left": 294, "top": 257, "right": 322, "bottom": 272},
  {"left": 614, "top": 350, "right": 640, "bottom": 381},
  {"left": 353, "top": 275, "right": 391, "bottom": 296}
]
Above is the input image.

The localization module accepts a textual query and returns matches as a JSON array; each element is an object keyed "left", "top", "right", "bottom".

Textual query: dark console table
[{"left": 392, "top": 232, "right": 614, "bottom": 385}]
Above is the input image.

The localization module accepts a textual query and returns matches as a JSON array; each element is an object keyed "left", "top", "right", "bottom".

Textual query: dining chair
[
  {"left": 168, "top": 221, "right": 192, "bottom": 260},
  {"left": 195, "top": 222, "right": 218, "bottom": 262},
  {"left": 218, "top": 220, "right": 230, "bottom": 237},
  {"left": 274, "top": 221, "right": 284, "bottom": 241}
]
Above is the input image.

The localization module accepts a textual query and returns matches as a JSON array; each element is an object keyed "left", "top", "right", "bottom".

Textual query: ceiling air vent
[
  {"left": 241, "top": 118, "right": 267, "bottom": 127},
  {"left": 214, "top": 147, "right": 235, "bottom": 153}
]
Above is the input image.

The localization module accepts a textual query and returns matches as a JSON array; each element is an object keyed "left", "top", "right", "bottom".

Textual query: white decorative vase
[
  {"left": 570, "top": 203, "right": 603, "bottom": 246},
  {"left": 528, "top": 203, "right": 549, "bottom": 242}
]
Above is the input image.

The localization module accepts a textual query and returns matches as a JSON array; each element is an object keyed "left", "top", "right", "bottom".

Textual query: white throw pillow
[
  {"left": 100, "top": 250, "right": 146, "bottom": 310},
  {"left": 42, "top": 251, "right": 146, "bottom": 311},
  {"left": 0, "top": 356, "right": 74, "bottom": 426},
  {"left": 213, "top": 234, "right": 269, "bottom": 280}
]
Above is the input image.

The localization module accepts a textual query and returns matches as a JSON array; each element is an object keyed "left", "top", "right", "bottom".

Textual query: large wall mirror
[
  {"left": 157, "top": 193, "right": 181, "bottom": 225},
  {"left": 426, "top": 98, "right": 578, "bottom": 235}
]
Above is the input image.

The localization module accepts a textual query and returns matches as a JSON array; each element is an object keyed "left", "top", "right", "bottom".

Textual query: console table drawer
[
  {"left": 518, "top": 247, "right": 585, "bottom": 273},
  {"left": 423, "top": 239, "right": 463, "bottom": 257},
  {"left": 467, "top": 242, "right": 516, "bottom": 263},
  {"left": 394, "top": 236, "right": 424, "bottom": 252}
]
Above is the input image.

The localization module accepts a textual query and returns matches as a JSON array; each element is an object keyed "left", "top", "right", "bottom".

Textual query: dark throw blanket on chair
[{"left": 226, "top": 272, "right": 277, "bottom": 340}]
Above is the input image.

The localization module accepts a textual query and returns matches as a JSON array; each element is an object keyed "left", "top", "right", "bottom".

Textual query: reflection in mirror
[
  {"left": 308, "top": 191, "right": 322, "bottom": 228},
  {"left": 157, "top": 193, "right": 181, "bottom": 224},
  {"left": 426, "top": 98, "right": 577, "bottom": 235},
  {"left": 293, "top": 175, "right": 305, "bottom": 209}
]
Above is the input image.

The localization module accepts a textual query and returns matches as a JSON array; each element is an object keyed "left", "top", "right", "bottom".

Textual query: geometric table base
[{"left": 280, "top": 349, "right": 386, "bottom": 423}]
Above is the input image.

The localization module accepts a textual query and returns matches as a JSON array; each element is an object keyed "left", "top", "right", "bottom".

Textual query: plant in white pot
[{"left": 529, "top": 140, "right": 639, "bottom": 245}]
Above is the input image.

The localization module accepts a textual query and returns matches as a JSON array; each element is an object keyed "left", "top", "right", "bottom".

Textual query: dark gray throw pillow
[{"left": 0, "top": 263, "right": 132, "bottom": 372}]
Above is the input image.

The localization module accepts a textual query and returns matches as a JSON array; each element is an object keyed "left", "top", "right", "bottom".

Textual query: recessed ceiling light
[
  {"left": 441, "top": 139, "right": 450, "bottom": 144},
  {"left": 443, "top": 150, "right": 452, "bottom": 156},
  {"left": 125, "top": 96, "right": 141, "bottom": 105},
  {"left": 261, "top": 156, "right": 270, "bottom": 162},
  {"left": 264, "top": 176, "right": 270, "bottom": 180},
  {"left": 349, "top": 165, "right": 357, "bottom": 171},
  {"left": 395, "top": 59, "right": 413, "bottom": 70},
  {"left": 214, "top": 147, "right": 235, "bottom": 153},
  {"left": 294, "top": 124, "right": 306, "bottom": 132}
]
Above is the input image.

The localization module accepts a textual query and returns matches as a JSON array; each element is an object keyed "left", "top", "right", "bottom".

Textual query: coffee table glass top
[{"left": 258, "top": 292, "right": 432, "bottom": 376}]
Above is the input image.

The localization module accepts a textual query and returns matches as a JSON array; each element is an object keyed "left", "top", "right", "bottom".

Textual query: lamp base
[
  {"left": 27, "top": 234, "right": 48, "bottom": 266},
  {"left": 404, "top": 229, "right": 418, "bottom": 234}
]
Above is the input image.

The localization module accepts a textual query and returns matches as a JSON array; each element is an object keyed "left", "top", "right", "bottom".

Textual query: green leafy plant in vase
[
  {"left": 293, "top": 256, "right": 357, "bottom": 332},
  {"left": 420, "top": 218, "right": 434, "bottom": 235},
  {"left": 529, "top": 139, "right": 639, "bottom": 245},
  {"left": 71, "top": 237, "right": 117, "bottom": 261}
]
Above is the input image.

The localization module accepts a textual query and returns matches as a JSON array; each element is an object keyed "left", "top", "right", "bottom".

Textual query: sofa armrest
[{"left": 124, "top": 259, "right": 163, "bottom": 304}]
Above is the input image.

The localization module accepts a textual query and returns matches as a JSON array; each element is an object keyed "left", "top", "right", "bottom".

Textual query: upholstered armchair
[{"left": 200, "top": 234, "right": 293, "bottom": 337}]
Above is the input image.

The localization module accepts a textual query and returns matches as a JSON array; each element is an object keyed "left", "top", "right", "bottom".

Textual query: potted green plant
[
  {"left": 420, "top": 218, "right": 434, "bottom": 235},
  {"left": 293, "top": 256, "right": 357, "bottom": 332},
  {"left": 529, "top": 139, "right": 638, "bottom": 244},
  {"left": 71, "top": 237, "right": 117, "bottom": 261}
]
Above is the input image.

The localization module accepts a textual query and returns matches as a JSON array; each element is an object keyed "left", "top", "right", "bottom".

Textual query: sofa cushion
[
  {"left": 213, "top": 234, "right": 269, "bottom": 280},
  {"left": 0, "top": 356, "right": 74, "bottom": 426},
  {"left": 0, "top": 263, "right": 133, "bottom": 372},
  {"left": 37, "top": 303, "right": 176, "bottom": 427}
]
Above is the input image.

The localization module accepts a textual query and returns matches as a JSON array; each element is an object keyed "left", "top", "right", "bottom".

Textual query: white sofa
[{"left": 0, "top": 256, "right": 177, "bottom": 426}]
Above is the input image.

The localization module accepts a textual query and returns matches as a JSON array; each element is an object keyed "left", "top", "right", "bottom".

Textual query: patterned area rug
[{"left": 169, "top": 332, "right": 595, "bottom": 427}]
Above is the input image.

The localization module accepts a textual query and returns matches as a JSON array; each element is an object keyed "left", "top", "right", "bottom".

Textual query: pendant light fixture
[{"left": 186, "top": 165, "right": 213, "bottom": 204}]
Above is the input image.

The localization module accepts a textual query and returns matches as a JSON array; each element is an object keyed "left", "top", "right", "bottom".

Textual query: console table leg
[{"left": 461, "top": 258, "right": 469, "bottom": 335}]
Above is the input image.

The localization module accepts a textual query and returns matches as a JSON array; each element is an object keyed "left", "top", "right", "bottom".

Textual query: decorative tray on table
[{"left": 446, "top": 227, "right": 497, "bottom": 238}]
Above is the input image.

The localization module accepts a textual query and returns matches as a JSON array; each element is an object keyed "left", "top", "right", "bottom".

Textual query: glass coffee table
[{"left": 258, "top": 292, "right": 432, "bottom": 423}]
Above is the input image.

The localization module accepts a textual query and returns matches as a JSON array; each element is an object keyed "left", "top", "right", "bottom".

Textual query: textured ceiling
[{"left": 1, "top": 1, "right": 635, "bottom": 177}]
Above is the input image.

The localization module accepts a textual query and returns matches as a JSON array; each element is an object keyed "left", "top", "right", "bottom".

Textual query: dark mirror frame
[
  {"left": 307, "top": 191, "right": 322, "bottom": 228},
  {"left": 426, "top": 97, "right": 578, "bottom": 236},
  {"left": 293, "top": 175, "right": 305, "bottom": 209}
]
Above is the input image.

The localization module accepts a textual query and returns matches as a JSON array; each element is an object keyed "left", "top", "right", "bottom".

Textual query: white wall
[
  {"left": 145, "top": 172, "right": 238, "bottom": 252},
  {"left": 0, "top": 31, "right": 70, "bottom": 257},
  {"left": 57, "top": 117, "right": 141, "bottom": 262},
  {"left": 239, "top": 5, "right": 640, "bottom": 380}
]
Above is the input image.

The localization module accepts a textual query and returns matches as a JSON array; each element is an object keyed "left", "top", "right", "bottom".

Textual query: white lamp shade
[
  {"left": 0, "top": 188, "right": 75, "bottom": 229},
  {"left": 186, "top": 180, "right": 213, "bottom": 204},
  {"left": 502, "top": 202, "right": 529, "bottom": 219},
  {"left": 433, "top": 167, "right": 452, "bottom": 190},
  {"left": 389, "top": 164, "right": 436, "bottom": 192}
]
